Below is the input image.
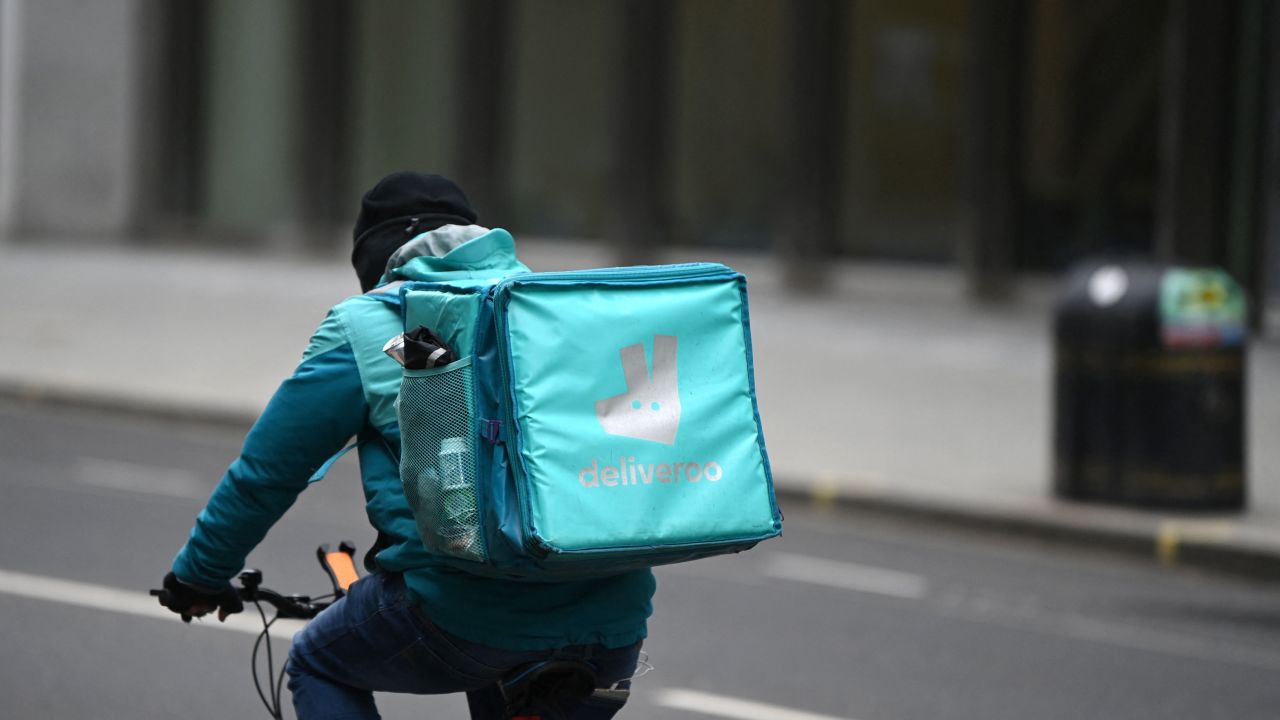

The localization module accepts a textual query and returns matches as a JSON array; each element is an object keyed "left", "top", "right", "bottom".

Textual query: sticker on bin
[{"left": 1159, "top": 268, "right": 1247, "bottom": 348}]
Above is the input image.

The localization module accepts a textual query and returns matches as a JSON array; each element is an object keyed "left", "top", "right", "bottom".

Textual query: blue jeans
[{"left": 286, "top": 572, "right": 641, "bottom": 719}]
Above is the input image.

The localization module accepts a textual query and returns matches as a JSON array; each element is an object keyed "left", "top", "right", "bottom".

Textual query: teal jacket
[{"left": 173, "top": 227, "right": 656, "bottom": 650}]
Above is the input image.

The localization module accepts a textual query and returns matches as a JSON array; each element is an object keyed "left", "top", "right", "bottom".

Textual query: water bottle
[{"left": 437, "top": 436, "right": 479, "bottom": 555}]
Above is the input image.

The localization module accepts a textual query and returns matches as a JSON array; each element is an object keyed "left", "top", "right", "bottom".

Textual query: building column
[
  {"left": 1257, "top": 2, "right": 1280, "bottom": 336},
  {"left": 1, "top": 0, "right": 153, "bottom": 239},
  {"left": 297, "top": 0, "right": 354, "bottom": 248},
  {"left": 1157, "top": 0, "right": 1275, "bottom": 330},
  {"left": 454, "top": 0, "right": 512, "bottom": 221},
  {"left": 0, "top": 0, "right": 25, "bottom": 240},
  {"left": 779, "top": 0, "right": 846, "bottom": 291},
  {"left": 136, "top": 0, "right": 207, "bottom": 236},
  {"left": 1229, "top": 0, "right": 1277, "bottom": 333},
  {"left": 1155, "top": 0, "right": 1234, "bottom": 267},
  {"left": 612, "top": 0, "right": 672, "bottom": 265},
  {"left": 200, "top": 0, "right": 303, "bottom": 246},
  {"left": 963, "top": 0, "right": 1026, "bottom": 301}
]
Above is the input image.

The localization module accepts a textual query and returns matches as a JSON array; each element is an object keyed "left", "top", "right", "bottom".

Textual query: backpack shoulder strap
[{"left": 309, "top": 440, "right": 361, "bottom": 483}]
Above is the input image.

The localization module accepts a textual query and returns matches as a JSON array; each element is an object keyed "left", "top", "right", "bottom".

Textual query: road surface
[{"left": 3, "top": 400, "right": 1279, "bottom": 719}]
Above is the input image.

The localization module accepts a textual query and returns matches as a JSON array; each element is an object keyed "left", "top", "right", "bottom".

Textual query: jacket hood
[{"left": 380, "top": 225, "right": 530, "bottom": 285}]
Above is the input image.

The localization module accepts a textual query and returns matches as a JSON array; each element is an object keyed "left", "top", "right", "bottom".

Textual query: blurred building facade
[{"left": 1, "top": 0, "right": 1277, "bottom": 329}]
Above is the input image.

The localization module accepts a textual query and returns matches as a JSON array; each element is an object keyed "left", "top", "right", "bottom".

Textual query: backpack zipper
[{"left": 494, "top": 262, "right": 735, "bottom": 291}]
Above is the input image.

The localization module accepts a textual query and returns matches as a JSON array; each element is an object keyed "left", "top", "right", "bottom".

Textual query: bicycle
[{"left": 152, "top": 542, "right": 646, "bottom": 720}]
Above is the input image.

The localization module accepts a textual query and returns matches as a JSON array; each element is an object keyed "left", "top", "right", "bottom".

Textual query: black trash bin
[{"left": 1053, "top": 258, "right": 1248, "bottom": 510}]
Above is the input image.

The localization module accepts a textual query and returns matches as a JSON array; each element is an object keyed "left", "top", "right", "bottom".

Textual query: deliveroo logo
[
  {"left": 581, "top": 334, "right": 724, "bottom": 489},
  {"left": 594, "top": 335, "right": 682, "bottom": 445}
]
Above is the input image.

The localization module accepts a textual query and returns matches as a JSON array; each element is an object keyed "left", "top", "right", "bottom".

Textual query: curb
[
  {"left": 0, "top": 378, "right": 257, "bottom": 429},
  {"left": 5, "top": 378, "right": 1279, "bottom": 582},
  {"left": 771, "top": 484, "right": 1280, "bottom": 583}
]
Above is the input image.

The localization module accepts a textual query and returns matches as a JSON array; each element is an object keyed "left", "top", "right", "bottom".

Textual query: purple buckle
[{"left": 480, "top": 419, "right": 503, "bottom": 444}]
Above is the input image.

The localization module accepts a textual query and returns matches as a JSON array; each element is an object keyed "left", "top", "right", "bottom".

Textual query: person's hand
[{"left": 158, "top": 571, "right": 244, "bottom": 623}]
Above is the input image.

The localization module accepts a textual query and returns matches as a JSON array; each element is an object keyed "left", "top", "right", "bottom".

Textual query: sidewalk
[{"left": 4, "top": 239, "right": 1279, "bottom": 577}]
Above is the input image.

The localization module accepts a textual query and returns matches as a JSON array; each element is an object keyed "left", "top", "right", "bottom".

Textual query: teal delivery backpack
[{"left": 395, "top": 262, "right": 782, "bottom": 579}]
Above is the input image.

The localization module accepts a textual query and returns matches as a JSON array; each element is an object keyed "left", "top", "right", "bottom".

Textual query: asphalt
[{"left": 3, "top": 237, "right": 1279, "bottom": 579}]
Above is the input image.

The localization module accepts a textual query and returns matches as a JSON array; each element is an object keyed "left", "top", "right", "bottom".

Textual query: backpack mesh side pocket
[{"left": 398, "top": 359, "right": 487, "bottom": 563}]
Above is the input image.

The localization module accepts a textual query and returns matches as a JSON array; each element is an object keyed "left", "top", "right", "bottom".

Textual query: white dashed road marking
[
  {"left": 654, "top": 688, "right": 862, "bottom": 720},
  {"left": 761, "top": 552, "right": 930, "bottom": 599},
  {"left": 75, "top": 458, "right": 208, "bottom": 500},
  {"left": 0, "top": 568, "right": 305, "bottom": 638}
]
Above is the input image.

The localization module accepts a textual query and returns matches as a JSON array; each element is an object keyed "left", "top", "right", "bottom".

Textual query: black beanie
[{"left": 351, "top": 172, "right": 478, "bottom": 292}]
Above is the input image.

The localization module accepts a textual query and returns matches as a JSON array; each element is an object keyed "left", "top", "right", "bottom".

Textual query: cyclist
[{"left": 159, "top": 172, "right": 655, "bottom": 719}]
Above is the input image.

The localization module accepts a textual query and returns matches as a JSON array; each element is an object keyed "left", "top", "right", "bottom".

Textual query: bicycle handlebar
[
  {"left": 152, "top": 541, "right": 356, "bottom": 623},
  {"left": 151, "top": 544, "right": 356, "bottom": 720},
  {"left": 149, "top": 569, "right": 335, "bottom": 621},
  {"left": 238, "top": 586, "right": 329, "bottom": 619}
]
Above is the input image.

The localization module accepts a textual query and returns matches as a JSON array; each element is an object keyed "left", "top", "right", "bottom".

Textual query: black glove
[{"left": 158, "top": 571, "right": 244, "bottom": 623}]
